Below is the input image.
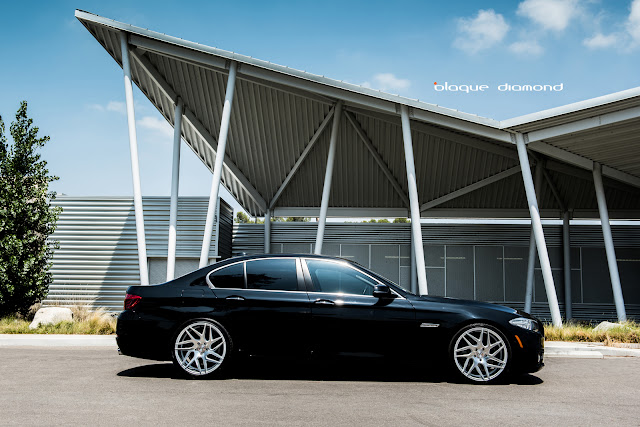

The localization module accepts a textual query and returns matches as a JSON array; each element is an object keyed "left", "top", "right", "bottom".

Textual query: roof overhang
[{"left": 76, "top": 10, "right": 640, "bottom": 219}]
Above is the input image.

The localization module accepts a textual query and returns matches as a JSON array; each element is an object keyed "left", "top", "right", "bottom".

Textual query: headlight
[{"left": 509, "top": 317, "right": 539, "bottom": 332}]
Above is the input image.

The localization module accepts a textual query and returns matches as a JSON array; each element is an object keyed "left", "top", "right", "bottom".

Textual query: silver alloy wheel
[
  {"left": 174, "top": 321, "right": 227, "bottom": 376},
  {"left": 453, "top": 326, "right": 508, "bottom": 382}
]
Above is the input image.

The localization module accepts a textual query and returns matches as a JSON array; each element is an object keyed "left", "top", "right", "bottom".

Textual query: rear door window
[
  {"left": 207, "top": 262, "right": 245, "bottom": 289},
  {"left": 246, "top": 258, "right": 299, "bottom": 291}
]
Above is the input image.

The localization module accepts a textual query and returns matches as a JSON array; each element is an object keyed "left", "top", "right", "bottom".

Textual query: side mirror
[{"left": 373, "top": 284, "right": 396, "bottom": 299}]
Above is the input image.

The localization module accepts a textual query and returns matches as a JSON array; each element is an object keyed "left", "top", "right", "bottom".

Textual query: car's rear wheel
[
  {"left": 450, "top": 323, "right": 510, "bottom": 383},
  {"left": 172, "top": 319, "right": 230, "bottom": 378}
]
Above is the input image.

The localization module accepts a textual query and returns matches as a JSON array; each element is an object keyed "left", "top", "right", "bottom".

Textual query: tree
[
  {"left": 393, "top": 218, "right": 410, "bottom": 223},
  {"left": 0, "top": 102, "right": 60, "bottom": 317},
  {"left": 234, "top": 211, "right": 252, "bottom": 223}
]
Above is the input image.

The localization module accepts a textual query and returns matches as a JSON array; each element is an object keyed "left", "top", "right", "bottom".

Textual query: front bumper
[{"left": 508, "top": 327, "right": 545, "bottom": 374}]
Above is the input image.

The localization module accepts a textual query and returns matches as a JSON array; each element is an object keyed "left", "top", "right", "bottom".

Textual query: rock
[
  {"left": 29, "top": 307, "right": 73, "bottom": 329},
  {"left": 593, "top": 321, "right": 623, "bottom": 332}
]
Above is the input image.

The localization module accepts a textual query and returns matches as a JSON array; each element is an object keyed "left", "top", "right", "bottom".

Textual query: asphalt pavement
[{"left": 0, "top": 347, "right": 639, "bottom": 426}]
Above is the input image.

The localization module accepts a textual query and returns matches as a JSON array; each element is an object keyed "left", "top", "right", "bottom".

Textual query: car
[{"left": 116, "top": 254, "right": 544, "bottom": 383}]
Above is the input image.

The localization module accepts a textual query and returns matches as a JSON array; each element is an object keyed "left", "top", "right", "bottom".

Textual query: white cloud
[
  {"left": 106, "top": 101, "right": 126, "bottom": 114},
  {"left": 453, "top": 9, "right": 510, "bottom": 54},
  {"left": 583, "top": 0, "right": 640, "bottom": 51},
  {"left": 517, "top": 0, "right": 579, "bottom": 31},
  {"left": 87, "top": 100, "right": 126, "bottom": 114},
  {"left": 360, "top": 73, "right": 411, "bottom": 92},
  {"left": 583, "top": 32, "right": 620, "bottom": 49},
  {"left": 137, "top": 116, "right": 173, "bottom": 139},
  {"left": 509, "top": 40, "right": 545, "bottom": 56},
  {"left": 627, "top": 0, "right": 640, "bottom": 44}
]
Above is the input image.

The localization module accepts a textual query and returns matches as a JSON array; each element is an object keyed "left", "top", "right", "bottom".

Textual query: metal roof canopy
[{"left": 76, "top": 10, "right": 640, "bottom": 221}]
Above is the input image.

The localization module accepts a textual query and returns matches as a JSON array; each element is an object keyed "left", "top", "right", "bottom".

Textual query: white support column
[
  {"left": 200, "top": 61, "right": 238, "bottom": 268},
  {"left": 166, "top": 98, "right": 183, "bottom": 281},
  {"left": 563, "top": 210, "right": 572, "bottom": 320},
  {"left": 314, "top": 101, "right": 343, "bottom": 255},
  {"left": 515, "top": 134, "right": 561, "bottom": 326},
  {"left": 410, "top": 228, "right": 418, "bottom": 294},
  {"left": 401, "top": 105, "right": 428, "bottom": 295},
  {"left": 524, "top": 163, "right": 543, "bottom": 313},
  {"left": 264, "top": 209, "right": 271, "bottom": 254},
  {"left": 120, "top": 33, "right": 149, "bottom": 286},
  {"left": 593, "top": 162, "right": 626, "bottom": 322}
]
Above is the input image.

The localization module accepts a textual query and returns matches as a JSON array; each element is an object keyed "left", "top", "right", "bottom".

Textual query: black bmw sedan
[{"left": 117, "top": 254, "right": 544, "bottom": 383}]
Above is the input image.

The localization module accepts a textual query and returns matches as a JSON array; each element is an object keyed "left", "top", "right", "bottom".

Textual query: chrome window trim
[{"left": 302, "top": 258, "right": 405, "bottom": 300}]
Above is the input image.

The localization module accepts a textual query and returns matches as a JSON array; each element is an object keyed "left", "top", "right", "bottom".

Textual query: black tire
[
  {"left": 171, "top": 318, "right": 233, "bottom": 379},
  {"left": 449, "top": 323, "right": 511, "bottom": 384}
]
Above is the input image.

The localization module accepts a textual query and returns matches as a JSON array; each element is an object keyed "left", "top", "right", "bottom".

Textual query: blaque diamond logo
[{"left": 433, "top": 82, "right": 564, "bottom": 93}]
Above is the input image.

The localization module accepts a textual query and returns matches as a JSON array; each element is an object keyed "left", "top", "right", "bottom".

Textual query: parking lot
[{"left": 1, "top": 347, "right": 639, "bottom": 426}]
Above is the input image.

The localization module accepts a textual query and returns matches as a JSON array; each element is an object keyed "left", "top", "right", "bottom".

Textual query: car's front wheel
[
  {"left": 172, "top": 319, "right": 231, "bottom": 378},
  {"left": 450, "top": 323, "right": 510, "bottom": 383}
]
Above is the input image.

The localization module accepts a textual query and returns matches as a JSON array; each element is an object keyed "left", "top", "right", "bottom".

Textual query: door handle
[
  {"left": 225, "top": 296, "right": 245, "bottom": 301},
  {"left": 314, "top": 299, "right": 335, "bottom": 305}
]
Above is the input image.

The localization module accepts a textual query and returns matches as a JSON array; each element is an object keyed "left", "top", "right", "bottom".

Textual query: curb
[
  {"left": 0, "top": 334, "right": 117, "bottom": 347},
  {"left": 544, "top": 341, "right": 640, "bottom": 358},
  {"left": 1, "top": 335, "right": 639, "bottom": 358}
]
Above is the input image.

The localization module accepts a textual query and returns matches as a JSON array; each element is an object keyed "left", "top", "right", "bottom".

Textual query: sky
[{"left": 1, "top": 0, "right": 639, "bottom": 215}]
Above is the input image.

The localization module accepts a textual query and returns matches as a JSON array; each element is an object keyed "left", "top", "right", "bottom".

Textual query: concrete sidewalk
[
  {"left": 0, "top": 334, "right": 117, "bottom": 347},
  {"left": 1, "top": 334, "right": 640, "bottom": 358}
]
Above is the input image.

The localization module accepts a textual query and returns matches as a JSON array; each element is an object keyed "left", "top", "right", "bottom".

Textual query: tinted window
[
  {"left": 246, "top": 259, "right": 298, "bottom": 291},
  {"left": 305, "top": 260, "right": 377, "bottom": 295},
  {"left": 208, "top": 263, "right": 245, "bottom": 289}
]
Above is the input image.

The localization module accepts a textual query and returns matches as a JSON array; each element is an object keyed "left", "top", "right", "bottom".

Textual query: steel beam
[
  {"left": 401, "top": 105, "right": 428, "bottom": 295},
  {"left": 119, "top": 33, "right": 149, "bottom": 286},
  {"left": 315, "top": 101, "right": 343, "bottom": 255},
  {"left": 420, "top": 166, "right": 521, "bottom": 212},
  {"left": 526, "top": 106, "right": 640, "bottom": 143},
  {"left": 524, "top": 163, "right": 543, "bottom": 313},
  {"left": 528, "top": 140, "right": 640, "bottom": 189},
  {"left": 344, "top": 111, "right": 410, "bottom": 207},
  {"left": 264, "top": 209, "right": 271, "bottom": 254},
  {"left": 593, "top": 162, "right": 626, "bottom": 321},
  {"left": 130, "top": 49, "right": 267, "bottom": 214},
  {"left": 166, "top": 98, "right": 183, "bottom": 281},
  {"left": 563, "top": 211, "right": 572, "bottom": 320},
  {"left": 269, "top": 107, "right": 335, "bottom": 209},
  {"left": 200, "top": 61, "right": 238, "bottom": 268},
  {"left": 516, "top": 134, "right": 562, "bottom": 326}
]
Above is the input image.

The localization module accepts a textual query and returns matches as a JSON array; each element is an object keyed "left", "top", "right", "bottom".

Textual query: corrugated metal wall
[
  {"left": 233, "top": 222, "right": 640, "bottom": 322},
  {"left": 44, "top": 197, "right": 232, "bottom": 310}
]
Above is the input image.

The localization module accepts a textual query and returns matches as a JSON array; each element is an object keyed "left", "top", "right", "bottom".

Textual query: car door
[
  {"left": 208, "top": 257, "right": 311, "bottom": 356},
  {"left": 302, "top": 258, "right": 415, "bottom": 357}
]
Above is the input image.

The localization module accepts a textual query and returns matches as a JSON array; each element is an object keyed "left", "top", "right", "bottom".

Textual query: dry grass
[
  {"left": 0, "top": 306, "right": 116, "bottom": 335},
  {"left": 544, "top": 321, "right": 640, "bottom": 344}
]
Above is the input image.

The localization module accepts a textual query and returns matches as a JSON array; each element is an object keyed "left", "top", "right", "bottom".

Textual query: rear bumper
[{"left": 116, "top": 310, "right": 174, "bottom": 361}]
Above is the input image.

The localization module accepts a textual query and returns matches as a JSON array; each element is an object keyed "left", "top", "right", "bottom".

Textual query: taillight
[{"left": 124, "top": 294, "right": 142, "bottom": 310}]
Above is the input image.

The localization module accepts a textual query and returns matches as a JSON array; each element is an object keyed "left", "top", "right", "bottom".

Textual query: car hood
[{"left": 410, "top": 295, "right": 519, "bottom": 315}]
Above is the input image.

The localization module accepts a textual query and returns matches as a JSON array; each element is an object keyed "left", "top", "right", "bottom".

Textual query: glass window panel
[
  {"left": 246, "top": 259, "right": 298, "bottom": 291},
  {"left": 445, "top": 246, "right": 474, "bottom": 300},
  {"left": 504, "top": 246, "right": 528, "bottom": 302},
  {"left": 370, "top": 245, "right": 399, "bottom": 285},
  {"left": 426, "top": 268, "right": 445, "bottom": 296},
  {"left": 424, "top": 245, "right": 444, "bottom": 267},
  {"left": 209, "top": 262, "right": 245, "bottom": 289},
  {"left": 306, "top": 260, "right": 377, "bottom": 296},
  {"left": 581, "top": 248, "right": 613, "bottom": 303},
  {"left": 475, "top": 246, "right": 504, "bottom": 302},
  {"left": 340, "top": 244, "right": 369, "bottom": 268}
]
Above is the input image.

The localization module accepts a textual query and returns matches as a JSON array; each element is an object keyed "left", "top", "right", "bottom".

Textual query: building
[{"left": 66, "top": 11, "right": 640, "bottom": 325}]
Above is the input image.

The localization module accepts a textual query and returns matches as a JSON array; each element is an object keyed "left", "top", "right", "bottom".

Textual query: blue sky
[{"left": 1, "top": 0, "right": 639, "bottom": 213}]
